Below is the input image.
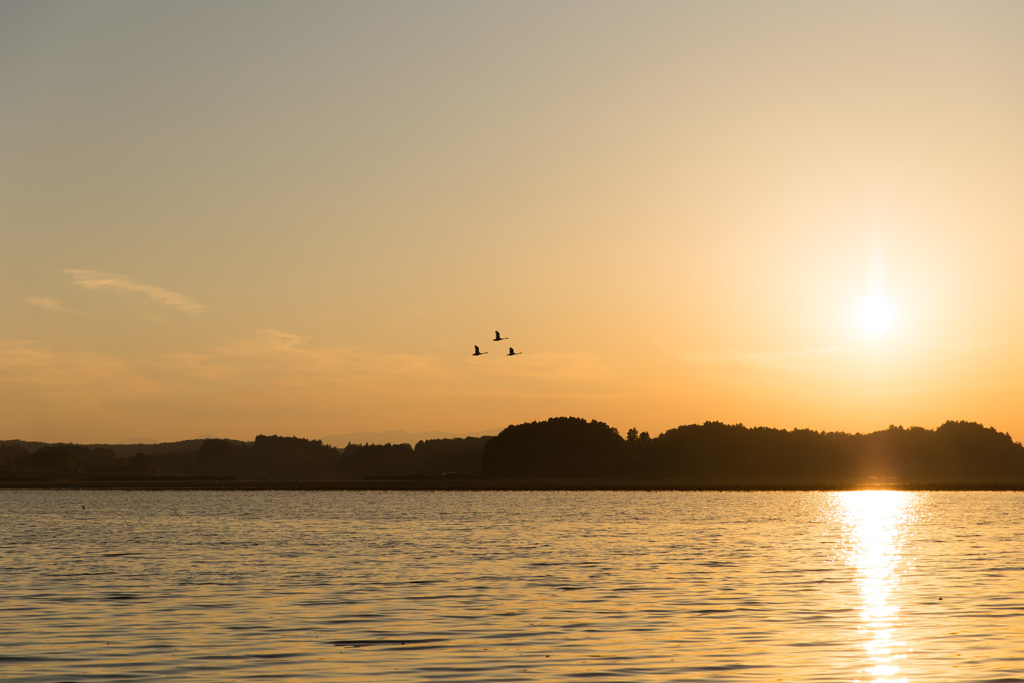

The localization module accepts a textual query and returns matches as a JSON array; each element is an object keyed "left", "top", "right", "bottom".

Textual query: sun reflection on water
[{"left": 834, "top": 490, "right": 920, "bottom": 683}]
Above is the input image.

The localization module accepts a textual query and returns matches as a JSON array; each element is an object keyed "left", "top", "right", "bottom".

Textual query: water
[{"left": 1, "top": 489, "right": 1022, "bottom": 682}]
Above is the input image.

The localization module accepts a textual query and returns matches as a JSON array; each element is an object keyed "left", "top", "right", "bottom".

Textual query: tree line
[
  {"left": 0, "top": 434, "right": 490, "bottom": 482},
  {"left": 481, "top": 417, "right": 1024, "bottom": 485},
  {"left": 2, "top": 417, "right": 1023, "bottom": 486}
]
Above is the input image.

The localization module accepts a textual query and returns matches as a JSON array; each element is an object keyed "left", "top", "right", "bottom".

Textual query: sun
[{"left": 857, "top": 293, "right": 896, "bottom": 338}]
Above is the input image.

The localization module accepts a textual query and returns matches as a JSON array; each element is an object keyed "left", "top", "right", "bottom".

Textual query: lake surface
[{"left": 1, "top": 490, "right": 1022, "bottom": 682}]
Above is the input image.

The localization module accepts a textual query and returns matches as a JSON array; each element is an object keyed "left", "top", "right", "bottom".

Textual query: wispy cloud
[
  {"left": 468, "top": 350, "right": 618, "bottom": 383},
  {"left": 65, "top": 269, "right": 207, "bottom": 314},
  {"left": 23, "top": 296, "right": 69, "bottom": 312},
  {"left": 155, "top": 329, "right": 450, "bottom": 394},
  {"left": 0, "top": 338, "right": 163, "bottom": 394},
  {"left": 678, "top": 346, "right": 844, "bottom": 373}
]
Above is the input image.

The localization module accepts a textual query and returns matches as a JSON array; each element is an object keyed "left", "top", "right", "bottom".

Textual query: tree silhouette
[{"left": 482, "top": 417, "right": 626, "bottom": 477}]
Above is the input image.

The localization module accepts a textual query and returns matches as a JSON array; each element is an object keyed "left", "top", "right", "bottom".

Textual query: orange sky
[{"left": 3, "top": 2, "right": 1024, "bottom": 444}]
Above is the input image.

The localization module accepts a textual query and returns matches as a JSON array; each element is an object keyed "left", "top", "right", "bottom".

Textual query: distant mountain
[
  {"left": 323, "top": 429, "right": 499, "bottom": 448},
  {"left": 0, "top": 438, "right": 214, "bottom": 457}
]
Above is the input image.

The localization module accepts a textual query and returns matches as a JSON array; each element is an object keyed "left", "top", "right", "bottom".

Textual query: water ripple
[{"left": 2, "top": 490, "right": 1024, "bottom": 681}]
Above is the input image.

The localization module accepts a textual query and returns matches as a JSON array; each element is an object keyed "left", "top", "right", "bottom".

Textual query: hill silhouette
[{"left": 3, "top": 418, "right": 1023, "bottom": 488}]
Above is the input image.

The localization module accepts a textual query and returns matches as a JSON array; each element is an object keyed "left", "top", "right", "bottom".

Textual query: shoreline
[{"left": 4, "top": 478, "right": 1024, "bottom": 491}]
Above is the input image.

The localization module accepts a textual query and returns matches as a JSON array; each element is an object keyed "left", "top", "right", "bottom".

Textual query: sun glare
[
  {"left": 834, "top": 490, "right": 920, "bottom": 683},
  {"left": 857, "top": 293, "right": 896, "bottom": 338}
]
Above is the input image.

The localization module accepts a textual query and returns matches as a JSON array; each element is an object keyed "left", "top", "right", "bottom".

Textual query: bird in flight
[
  {"left": 473, "top": 345, "right": 488, "bottom": 356},
  {"left": 493, "top": 331, "right": 507, "bottom": 341},
  {"left": 507, "top": 347, "right": 522, "bottom": 356}
]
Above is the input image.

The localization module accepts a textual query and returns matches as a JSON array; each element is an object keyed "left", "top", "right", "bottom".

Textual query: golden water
[{"left": 1, "top": 490, "right": 1022, "bottom": 681}]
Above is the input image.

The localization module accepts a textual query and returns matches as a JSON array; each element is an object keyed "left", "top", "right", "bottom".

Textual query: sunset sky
[{"left": 4, "top": 1, "right": 1024, "bottom": 444}]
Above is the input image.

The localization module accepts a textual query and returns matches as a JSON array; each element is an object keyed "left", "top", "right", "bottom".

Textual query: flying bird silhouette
[
  {"left": 507, "top": 347, "right": 522, "bottom": 356},
  {"left": 473, "top": 345, "right": 488, "bottom": 356},
  {"left": 493, "top": 331, "right": 507, "bottom": 341}
]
